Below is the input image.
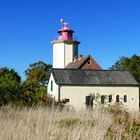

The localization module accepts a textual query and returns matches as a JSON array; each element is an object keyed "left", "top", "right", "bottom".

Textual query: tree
[
  {"left": 23, "top": 61, "right": 52, "bottom": 105},
  {"left": 25, "top": 61, "right": 52, "bottom": 86},
  {"left": 110, "top": 54, "right": 140, "bottom": 83},
  {"left": 0, "top": 67, "right": 22, "bottom": 105}
]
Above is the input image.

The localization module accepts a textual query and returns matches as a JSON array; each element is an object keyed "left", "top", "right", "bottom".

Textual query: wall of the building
[
  {"left": 53, "top": 41, "right": 74, "bottom": 68},
  {"left": 80, "top": 57, "right": 101, "bottom": 70},
  {"left": 53, "top": 42, "right": 65, "bottom": 68},
  {"left": 47, "top": 74, "right": 59, "bottom": 100},
  {"left": 65, "top": 43, "right": 73, "bottom": 67},
  {"left": 60, "top": 85, "right": 139, "bottom": 111}
]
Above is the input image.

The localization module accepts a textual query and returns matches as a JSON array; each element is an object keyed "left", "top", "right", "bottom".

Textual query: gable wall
[
  {"left": 47, "top": 74, "right": 59, "bottom": 100},
  {"left": 80, "top": 57, "right": 101, "bottom": 70}
]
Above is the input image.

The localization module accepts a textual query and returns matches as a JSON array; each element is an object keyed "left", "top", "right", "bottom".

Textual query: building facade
[
  {"left": 48, "top": 69, "right": 139, "bottom": 111},
  {"left": 48, "top": 20, "right": 139, "bottom": 111}
]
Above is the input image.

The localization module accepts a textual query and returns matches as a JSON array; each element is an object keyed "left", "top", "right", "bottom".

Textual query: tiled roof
[
  {"left": 65, "top": 55, "right": 102, "bottom": 70},
  {"left": 65, "top": 56, "right": 89, "bottom": 69},
  {"left": 52, "top": 69, "right": 138, "bottom": 86}
]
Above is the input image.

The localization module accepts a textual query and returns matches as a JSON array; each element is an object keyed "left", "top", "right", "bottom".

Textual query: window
[
  {"left": 101, "top": 95, "right": 105, "bottom": 104},
  {"left": 85, "top": 95, "right": 93, "bottom": 108},
  {"left": 109, "top": 95, "right": 112, "bottom": 102},
  {"left": 116, "top": 95, "right": 119, "bottom": 102},
  {"left": 124, "top": 95, "right": 127, "bottom": 102},
  {"left": 87, "top": 61, "right": 91, "bottom": 65},
  {"left": 51, "top": 80, "right": 53, "bottom": 91}
]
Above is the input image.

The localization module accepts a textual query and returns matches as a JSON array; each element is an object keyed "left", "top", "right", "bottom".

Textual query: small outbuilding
[{"left": 48, "top": 69, "right": 139, "bottom": 111}]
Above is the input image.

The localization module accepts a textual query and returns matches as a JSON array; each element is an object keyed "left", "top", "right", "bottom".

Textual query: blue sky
[{"left": 0, "top": 0, "right": 140, "bottom": 80}]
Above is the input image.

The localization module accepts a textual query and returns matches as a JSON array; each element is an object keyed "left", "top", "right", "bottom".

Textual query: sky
[{"left": 0, "top": 0, "right": 140, "bottom": 80}]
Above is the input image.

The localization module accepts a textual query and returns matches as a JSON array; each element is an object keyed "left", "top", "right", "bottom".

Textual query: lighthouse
[{"left": 52, "top": 19, "right": 80, "bottom": 68}]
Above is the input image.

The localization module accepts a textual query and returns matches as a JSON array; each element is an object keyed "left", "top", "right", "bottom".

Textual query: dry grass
[{"left": 0, "top": 106, "right": 139, "bottom": 140}]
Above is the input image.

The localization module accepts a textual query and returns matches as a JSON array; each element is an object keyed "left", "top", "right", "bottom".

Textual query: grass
[{"left": 0, "top": 106, "right": 139, "bottom": 140}]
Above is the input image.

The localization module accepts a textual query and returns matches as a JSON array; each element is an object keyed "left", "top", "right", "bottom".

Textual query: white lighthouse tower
[{"left": 52, "top": 19, "right": 80, "bottom": 68}]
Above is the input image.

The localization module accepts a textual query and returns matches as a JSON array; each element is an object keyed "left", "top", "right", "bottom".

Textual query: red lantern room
[{"left": 57, "top": 19, "right": 74, "bottom": 41}]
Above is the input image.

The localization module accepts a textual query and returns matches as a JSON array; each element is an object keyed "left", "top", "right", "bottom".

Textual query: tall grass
[{"left": 0, "top": 106, "right": 139, "bottom": 140}]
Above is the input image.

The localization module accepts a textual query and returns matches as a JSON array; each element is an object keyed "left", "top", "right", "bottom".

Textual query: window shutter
[{"left": 51, "top": 80, "right": 53, "bottom": 91}]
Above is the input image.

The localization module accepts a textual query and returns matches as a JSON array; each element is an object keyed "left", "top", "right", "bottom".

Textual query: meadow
[{"left": 0, "top": 106, "right": 139, "bottom": 140}]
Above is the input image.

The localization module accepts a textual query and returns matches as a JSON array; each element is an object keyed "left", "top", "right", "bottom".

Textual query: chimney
[
  {"left": 74, "top": 56, "right": 78, "bottom": 62},
  {"left": 78, "top": 54, "right": 83, "bottom": 60}
]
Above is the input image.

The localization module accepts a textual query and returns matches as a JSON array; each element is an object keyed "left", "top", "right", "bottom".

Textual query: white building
[{"left": 48, "top": 20, "right": 139, "bottom": 111}]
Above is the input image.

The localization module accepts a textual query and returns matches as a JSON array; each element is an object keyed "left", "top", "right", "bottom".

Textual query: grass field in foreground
[{"left": 0, "top": 106, "right": 139, "bottom": 140}]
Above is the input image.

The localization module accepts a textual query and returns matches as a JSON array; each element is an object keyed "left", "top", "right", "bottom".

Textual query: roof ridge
[{"left": 52, "top": 68, "right": 131, "bottom": 72}]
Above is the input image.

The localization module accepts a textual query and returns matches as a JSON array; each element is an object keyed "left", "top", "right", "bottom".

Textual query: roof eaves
[{"left": 59, "top": 83, "right": 139, "bottom": 87}]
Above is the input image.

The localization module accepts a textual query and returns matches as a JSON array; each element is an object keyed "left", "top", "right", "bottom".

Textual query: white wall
[
  {"left": 53, "top": 41, "right": 75, "bottom": 68},
  {"left": 47, "top": 74, "right": 59, "bottom": 101},
  {"left": 60, "top": 86, "right": 139, "bottom": 111},
  {"left": 65, "top": 43, "right": 73, "bottom": 66},
  {"left": 53, "top": 42, "right": 65, "bottom": 68},
  {"left": 52, "top": 40, "right": 80, "bottom": 68}
]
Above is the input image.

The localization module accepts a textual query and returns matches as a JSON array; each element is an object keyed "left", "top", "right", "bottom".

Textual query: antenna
[
  {"left": 60, "top": 19, "right": 64, "bottom": 27},
  {"left": 60, "top": 18, "right": 64, "bottom": 23},
  {"left": 60, "top": 19, "right": 68, "bottom": 27}
]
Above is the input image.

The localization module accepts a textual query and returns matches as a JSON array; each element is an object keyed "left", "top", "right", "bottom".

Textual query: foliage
[
  {"left": 106, "top": 103, "right": 140, "bottom": 140},
  {"left": 0, "top": 62, "right": 58, "bottom": 107},
  {"left": 0, "top": 67, "right": 22, "bottom": 105},
  {"left": 110, "top": 54, "right": 140, "bottom": 83},
  {"left": 58, "top": 118, "right": 80, "bottom": 128},
  {"left": 23, "top": 61, "right": 52, "bottom": 106},
  {"left": 89, "top": 92, "right": 108, "bottom": 106},
  {"left": 25, "top": 61, "right": 52, "bottom": 86}
]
